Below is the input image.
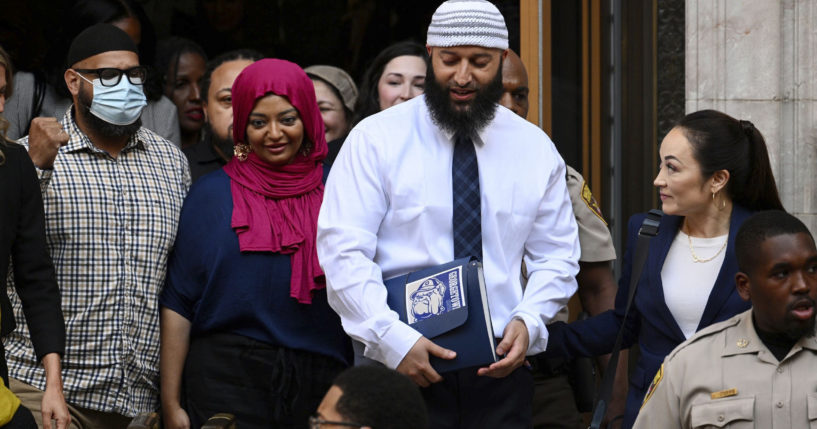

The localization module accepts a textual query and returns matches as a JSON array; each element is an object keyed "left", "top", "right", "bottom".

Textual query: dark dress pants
[{"left": 422, "top": 365, "right": 534, "bottom": 429}]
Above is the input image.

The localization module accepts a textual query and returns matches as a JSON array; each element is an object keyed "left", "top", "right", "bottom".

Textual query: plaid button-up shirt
[{"left": 5, "top": 108, "right": 190, "bottom": 416}]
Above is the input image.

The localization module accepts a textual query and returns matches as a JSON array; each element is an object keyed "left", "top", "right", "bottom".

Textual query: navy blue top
[
  {"left": 545, "top": 205, "right": 754, "bottom": 428},
  {"left": 160, "top": 169, "right": 351, "bottom": 365}
]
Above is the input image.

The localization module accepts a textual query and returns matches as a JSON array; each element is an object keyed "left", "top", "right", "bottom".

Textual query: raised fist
[{"left": 28, "top": 117, "right": 69, "bottom": 169}]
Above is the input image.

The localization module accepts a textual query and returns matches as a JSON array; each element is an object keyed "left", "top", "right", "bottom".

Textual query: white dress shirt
[{"left": 317, "top": 96, "right": 579, "bottom": 369}]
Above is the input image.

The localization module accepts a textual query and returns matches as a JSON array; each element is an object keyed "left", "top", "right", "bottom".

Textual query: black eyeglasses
[
  {"left": 73, "top": 66, "right": 148, "bottom": 87},
  {"left": 308, "top": 415, "right": 365, "bottom": 429}
]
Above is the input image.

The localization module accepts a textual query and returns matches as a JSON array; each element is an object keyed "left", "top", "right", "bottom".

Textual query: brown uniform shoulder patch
[{"left": 580, "top": 181, "right": 606, "bottom": 225}]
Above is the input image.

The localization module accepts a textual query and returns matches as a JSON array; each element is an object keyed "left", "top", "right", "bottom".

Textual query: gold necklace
[{"left": 687, "top": 234, "right": 728, "bottom": 263}]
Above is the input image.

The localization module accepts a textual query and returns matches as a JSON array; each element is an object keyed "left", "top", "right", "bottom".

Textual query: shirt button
[
  {"left": 717, "top": 415, "right": 724, "bottom": 422},
  {"left": 776, "top": 401, "right": 784, "bottom": 408},
  {"left": 777, "top": 368, "right": 784, "bottom": 373}
]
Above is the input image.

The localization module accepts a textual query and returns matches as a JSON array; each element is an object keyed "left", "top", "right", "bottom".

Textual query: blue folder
[{"left": 384, "top": 257, "right": 497, "bottom": 373}]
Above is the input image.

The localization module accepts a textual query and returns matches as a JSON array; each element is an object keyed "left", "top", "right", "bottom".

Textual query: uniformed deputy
[
  {"left": 564, "top": 165, "right": 616, "bottom": 263},
  {"left": 500, "top": 50, "right": 624, "bottom": 428},
  {"left": 634, "top": 210, "right": 817, "bottom": 429}
]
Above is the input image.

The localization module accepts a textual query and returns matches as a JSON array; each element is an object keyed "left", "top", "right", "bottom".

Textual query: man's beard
[
  {"left": 783, "top": 297, "right": 817, "bottom": 340},
  {"left": 424, "top": 60, "right": 504, "bottom": 138},
  {"left": 77, "top": 84, "right": 142, "bottom": 138},
  {"left": 202, "top": 122, "right": 234, "bottom": 160}
]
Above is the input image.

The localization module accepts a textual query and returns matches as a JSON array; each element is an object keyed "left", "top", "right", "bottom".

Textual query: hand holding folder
[
  {"left": 382, "top": 257, "right": 498, "bottom": 380},
  {"left": 396, "top": 337, "right": 456, "bottom": 387},
  {"left": 476, "top": 318, "right": 529, "bottom": 378}
]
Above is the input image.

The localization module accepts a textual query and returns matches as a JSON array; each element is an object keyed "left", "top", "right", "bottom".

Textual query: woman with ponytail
[{"left": 544, "top": 109, "right": 783, "bottom": 428}]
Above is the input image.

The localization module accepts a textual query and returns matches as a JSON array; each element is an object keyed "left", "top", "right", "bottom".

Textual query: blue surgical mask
[{"left": 79, "top": 74, "right": 147, "bottom": 125}]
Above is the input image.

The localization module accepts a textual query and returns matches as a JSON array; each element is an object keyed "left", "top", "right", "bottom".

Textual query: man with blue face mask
[{"left": 6, "top": 24, "right": 190, "bottom": 428}]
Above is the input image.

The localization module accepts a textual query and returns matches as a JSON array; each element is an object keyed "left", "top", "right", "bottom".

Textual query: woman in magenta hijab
[{"left": 159, "top": 59, "right": 351, "bottom": 429}]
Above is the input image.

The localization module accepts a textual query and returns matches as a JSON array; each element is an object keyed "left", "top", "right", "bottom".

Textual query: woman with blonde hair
[{"left": 0, "top": 45, "right": 70, "bottom": 429}]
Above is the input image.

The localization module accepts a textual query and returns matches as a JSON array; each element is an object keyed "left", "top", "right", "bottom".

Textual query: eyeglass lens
[{"left": 97, "top": 68, "right": 147, "bottom": 86}]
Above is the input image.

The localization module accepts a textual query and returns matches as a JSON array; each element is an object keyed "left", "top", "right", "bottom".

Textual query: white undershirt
[{"left": 661, "top": 231, "right": 728, "bottom": 339}]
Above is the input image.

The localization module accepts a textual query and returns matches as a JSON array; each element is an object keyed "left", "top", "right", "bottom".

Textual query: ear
[
  {"left": 426, "top": 45, "right": 433, "bottom": 57},
  {"left": 735, "top": 272, "right": 751, "bottom": 302},
  {"left": 709, "top": 169, "right": 730, "bottom": 194},
  {"left": 501, "top": 48, "right": 509, "bottom": 60},
  {"left": 64, "top": 69, "right": 82, "bottom": 97},
  {"left": 202, "top": 101, "right": 210, "bottom": 122}
]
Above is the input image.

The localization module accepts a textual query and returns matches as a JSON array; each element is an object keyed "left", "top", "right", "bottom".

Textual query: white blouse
[{"left": 661, "top": 230, "right": 728, "bottom": 339}]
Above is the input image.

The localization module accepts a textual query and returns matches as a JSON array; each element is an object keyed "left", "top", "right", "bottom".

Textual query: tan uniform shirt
[
  {"left": 565, "top": 165, "right": 616, "bottom": 263},
  {"left": 634, "top": 309, "right": 817, "bottom": 429}
]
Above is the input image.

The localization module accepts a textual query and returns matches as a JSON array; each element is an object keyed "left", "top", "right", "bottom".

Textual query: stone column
[{"left": 686, "top": 0, "right": 817, "bottom": 233}]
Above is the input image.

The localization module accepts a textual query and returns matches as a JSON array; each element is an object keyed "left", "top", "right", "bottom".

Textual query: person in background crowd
[
  {"left": 161, "top": 59, "right": 350, "bottom": 429},
  {"left": 0, "top": 44, "right": 70, "bottom": 429},
  {"left": 498, "top": 50, "right": 529, "bottom": 118},
  {"left": 3, "top": 0, "right": 182, "bottom": 145},
  {"left": 185, "top": 49, "right": 262, "bottom": 182},
  {"left": 313, "top": 366, "right": 428, "bottom": 429},
  {"left": 499, "top": 49, "right": 627, "bottom": 429},
  {"left": 317, "top": 1, "right": 580, "bottom": 427},
  {"left": 545, "top": 109, "right": 785, "bottom": 428},
  {"left": 4, "top": 24, "right": 190, "bottom": 428},
  {"left": 353, "top": 41, "right": 428, "bottom": 124},
  {"left": 634, "top": 210, "right": 817, "bottom": 428},
  {"left": 305, "top": 65, "right": 357, "bottom": 167},
  {"left": 157, "top": 37, "right": 208, "bottom": 149}
]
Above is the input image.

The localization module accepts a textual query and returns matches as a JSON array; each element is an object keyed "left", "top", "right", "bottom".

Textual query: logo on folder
[{"left": 406, "top": 266, "right": 467, "bottom": 324}]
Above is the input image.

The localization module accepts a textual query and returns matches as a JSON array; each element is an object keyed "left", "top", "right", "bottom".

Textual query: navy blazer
[{"left": 545, "top": 205, "right": 754, "bottom": 428}]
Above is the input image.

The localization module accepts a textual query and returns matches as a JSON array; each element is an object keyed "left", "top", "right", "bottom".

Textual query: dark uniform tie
[{"left": 451, "top": 134, "right": 482, "bottom": 260}]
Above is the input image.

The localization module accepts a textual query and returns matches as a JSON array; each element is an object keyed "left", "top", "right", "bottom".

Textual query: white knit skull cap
[{"left": 426, "top": 0, "right": 509, "bottom": 50}]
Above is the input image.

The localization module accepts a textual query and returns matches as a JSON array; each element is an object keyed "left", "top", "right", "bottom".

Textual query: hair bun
[{"left": 739, "top": 119, "right": 755, "bottom": 132}]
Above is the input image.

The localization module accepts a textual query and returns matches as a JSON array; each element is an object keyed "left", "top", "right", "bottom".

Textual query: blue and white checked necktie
[{"left": 452, "top": 134, "right": 482, "bottom": 260}]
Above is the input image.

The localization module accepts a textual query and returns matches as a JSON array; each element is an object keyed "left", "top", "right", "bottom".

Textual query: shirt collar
[
  {"left": 796, "top": 322, "right": 817, "bottom": 352},
  {"left": 62, "top": 106, "right": 149, "bottom": 154},
  {"left": 723, "top": 310, "right": 817, "bottom": 359},
  {"left": 722, "top": 311, "right": 763, "bottom": 357}
]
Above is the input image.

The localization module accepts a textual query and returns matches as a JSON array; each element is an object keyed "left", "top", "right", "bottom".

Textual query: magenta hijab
[{"left": 222, "top": 58, "right": 328, "bottom": 304}]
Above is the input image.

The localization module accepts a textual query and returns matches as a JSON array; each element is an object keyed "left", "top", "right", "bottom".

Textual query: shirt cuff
[
  {"left": 511, "top": 311, "right": 547, "bottom": 355},
  {"left": 363, "top": 320, "right": 422, "bottom": 370},
  {"left": 34, "top": 166, "right": 52, "bottom": 192}
]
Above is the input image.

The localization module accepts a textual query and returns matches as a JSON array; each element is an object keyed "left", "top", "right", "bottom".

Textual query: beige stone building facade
[{"left": 686, "top": 0, "right": 817, "bottom": 233}]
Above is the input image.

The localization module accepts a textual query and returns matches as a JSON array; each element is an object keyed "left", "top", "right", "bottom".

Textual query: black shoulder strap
[{"left": 588, "top": 209, "right": 662, "bottom": 429}]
